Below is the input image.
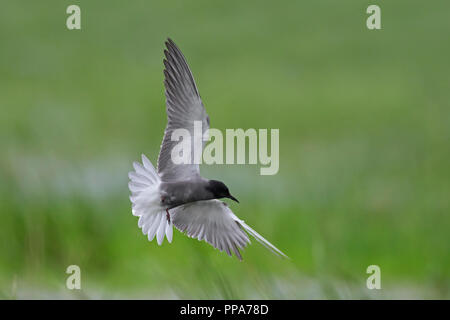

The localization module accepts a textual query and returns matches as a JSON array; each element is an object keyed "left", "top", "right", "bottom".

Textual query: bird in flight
[{"left": 128, "top": 38, "right": 288, "bottom": 260}]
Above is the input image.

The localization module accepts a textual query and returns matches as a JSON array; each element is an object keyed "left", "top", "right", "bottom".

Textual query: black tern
[{"left": 128, "top": 38, "right": 288, "bottom": 260}]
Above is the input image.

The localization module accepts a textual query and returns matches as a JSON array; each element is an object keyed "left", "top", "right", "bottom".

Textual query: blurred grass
[{"left": 0, "top": 0, "right": 449, "bottom": 298}]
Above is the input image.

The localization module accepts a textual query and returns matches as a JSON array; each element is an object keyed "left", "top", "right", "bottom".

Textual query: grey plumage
[
  {"left": 170, "top": 200, "right": 250, "bottom": 260},
  {"left": 159, "top": 178, "right": 212, "bottom": 209},
  {"left": 128, "top": 38, "right": 288, "bottom": 260},
  {"left": 157, "top": 38, "right": 209, "bottom": 182}
]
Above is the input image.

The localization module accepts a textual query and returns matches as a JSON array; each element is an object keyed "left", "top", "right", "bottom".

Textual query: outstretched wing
[
  {"left": 157, "top": 38, "right": 210, "bottom": 182},
  {"left": 171, "top": 200, "right": 289, "bottom": 260}
]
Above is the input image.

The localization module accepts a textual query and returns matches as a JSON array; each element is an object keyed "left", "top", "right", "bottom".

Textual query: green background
[{"left": 0, "top": 0, "right": 449, "bottom": 298}]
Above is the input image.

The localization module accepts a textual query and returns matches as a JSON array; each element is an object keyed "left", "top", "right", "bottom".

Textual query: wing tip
[
  {"left": 165, "top": 37, "right": 176, "bottom": 48},
  {"left": 238, "top": 220, "right": 290, "bottom": 260},
  {"left": 164, "top": 38, "right": 178, "bottom": 55}
]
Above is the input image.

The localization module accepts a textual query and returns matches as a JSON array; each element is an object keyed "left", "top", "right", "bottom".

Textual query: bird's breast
[{"left": 160, "top": 180, "right": 208, "bottom": 208}]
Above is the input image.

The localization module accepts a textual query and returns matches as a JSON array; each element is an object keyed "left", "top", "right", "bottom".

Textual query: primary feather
[
  {"left": 171, "top": 199, "right": 288, "bottom": 260},
  {"left": 157, "top": 38, "right": 210, "bottom": 181}
]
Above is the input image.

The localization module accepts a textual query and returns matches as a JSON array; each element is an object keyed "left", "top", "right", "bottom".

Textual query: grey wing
[
  {"left": 157, "top": 38, "right": 210, "bottom": 181},
  {"left": 172, "top": 200, "right": 290, "bottom": 260},
  {"left": 171, "top": 200, "right": 250, "bottom": 260}
]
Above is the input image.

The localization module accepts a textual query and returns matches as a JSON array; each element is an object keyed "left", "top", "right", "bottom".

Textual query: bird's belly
[
  {"left": 161, "top": 192, "right": 190, "bottom": 209},
  {"left": 160, "top": 182, "right": 197, "bottom": 209}
]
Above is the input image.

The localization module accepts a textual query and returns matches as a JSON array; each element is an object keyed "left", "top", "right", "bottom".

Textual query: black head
[{"left": 207, "top": 180, "right": 239, "bottom": 203}]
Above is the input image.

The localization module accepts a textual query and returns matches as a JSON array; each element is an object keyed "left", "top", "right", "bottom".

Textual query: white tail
[{"left": 128, "top": 154, "right": 173, "bottom": 245}]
